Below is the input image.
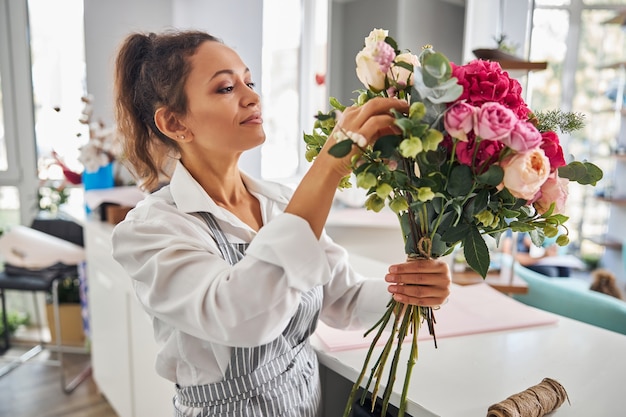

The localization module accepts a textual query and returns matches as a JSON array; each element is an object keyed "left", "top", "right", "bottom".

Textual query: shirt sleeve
[
  {"left": 317, "top": 233, "right": 390, "bottom": 330},
  {"left": 112, "top": 205, "right": 334, "bottom": 348}
]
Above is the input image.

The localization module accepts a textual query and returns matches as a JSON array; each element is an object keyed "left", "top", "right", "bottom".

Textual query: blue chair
[{"left": 512, "top": 263, "right": 626, "bottom": 335}]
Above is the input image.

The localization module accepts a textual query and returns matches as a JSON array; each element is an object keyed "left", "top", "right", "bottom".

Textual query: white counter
[{"left": 316, "top": 255, "right": 626, "bottom": 417}]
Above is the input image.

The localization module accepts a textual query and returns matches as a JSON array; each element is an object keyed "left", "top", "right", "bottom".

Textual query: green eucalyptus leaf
[
  {"left": 421, "top": 53, "right": 451, "bottom": 83},
  {"left": 328, "top": 140, "right": 353, "bottom": 158},
  {"left": 463, "top": 227, "right": 490, "bottom": 278},
  {"left": 558, "top": 161, "right": 603, "bottom": 185},
  {"left": 528, "top": 229, "right": 546, "bottom": 247},
  {"left": 425, "top": 78, "right": 463, "bottom": 104}
]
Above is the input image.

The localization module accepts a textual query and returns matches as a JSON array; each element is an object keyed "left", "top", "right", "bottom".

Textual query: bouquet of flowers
[{"left": 304, "top": 29, "right": 603, "bottom": 417}]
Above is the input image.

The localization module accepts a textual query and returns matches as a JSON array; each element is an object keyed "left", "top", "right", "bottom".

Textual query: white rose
[
  {"left": 355, "top": 49, "right": 387, "bottom": 91},
  {"left": 364, "top": 28, "right": 388, "bottom": 48}
]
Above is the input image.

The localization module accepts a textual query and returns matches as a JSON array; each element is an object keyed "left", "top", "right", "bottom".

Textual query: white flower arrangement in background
[{"left": 77, "top": 94, "right": 123, "bottom": 173}]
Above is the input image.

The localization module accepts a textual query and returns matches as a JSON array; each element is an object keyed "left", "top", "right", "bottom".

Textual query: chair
[{"left": 0, "top": 219, "right": 91, "bottom": 393}]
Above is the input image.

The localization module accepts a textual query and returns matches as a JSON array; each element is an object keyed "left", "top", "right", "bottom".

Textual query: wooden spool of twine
[{"left": 487, "top": 378, "right": 569, "bottom": 417}]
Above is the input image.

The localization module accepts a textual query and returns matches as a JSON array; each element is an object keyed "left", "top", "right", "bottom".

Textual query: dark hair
[
  {"left": 590, "top": 269, "right": 623, "bottom": 300},
  {"left": 114, "top": 29, "right": 222, "bottom": 191}
]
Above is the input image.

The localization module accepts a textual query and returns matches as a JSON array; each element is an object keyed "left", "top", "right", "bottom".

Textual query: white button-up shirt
[{"left": 111, "top": 162, "right": 389, "bottom": 386}]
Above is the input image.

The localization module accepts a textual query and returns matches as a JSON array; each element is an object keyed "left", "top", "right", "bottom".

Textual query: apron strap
[{"left": 196, "top": 211, "right": 246, "bottom": 265}]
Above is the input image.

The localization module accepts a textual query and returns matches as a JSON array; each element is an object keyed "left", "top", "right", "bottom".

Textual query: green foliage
[
  {"left": 533, "top": 109, "right": 586, "bottom": 134},
  {"left": 0, "top": 310, "right": 30, "bottom": 338}
]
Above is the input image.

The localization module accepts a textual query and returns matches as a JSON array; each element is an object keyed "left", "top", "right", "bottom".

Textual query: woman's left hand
[{"left": 385, "top": 258, "right": 451, "bottom": 306}]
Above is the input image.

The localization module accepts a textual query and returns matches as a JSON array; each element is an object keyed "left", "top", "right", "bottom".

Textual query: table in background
[{"left": 452, "top": 269, "right": 529, "bottom": 294}]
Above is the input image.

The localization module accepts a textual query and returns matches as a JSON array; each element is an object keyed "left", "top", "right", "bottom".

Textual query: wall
[
  {"left": 462, "top": 0, "right": 533, "bottom": 63},
  {"left": 83, "top": 0, "right": 262, "bottom": 177},
  {"left": 328, "top": 0, "right": 465, "bottom": 105},
  {"left": 398, "top": 0, "right": 465, "bottom": 65},
  {"left": 84, "top": 0, "right": 173, "bottom": 127}
]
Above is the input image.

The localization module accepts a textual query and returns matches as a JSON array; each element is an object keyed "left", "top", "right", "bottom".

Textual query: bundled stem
[{"left": 342, "top": 296, "right": 432, "bottom": 417}]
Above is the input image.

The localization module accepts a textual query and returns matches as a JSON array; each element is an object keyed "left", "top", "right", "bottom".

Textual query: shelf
[
  {"left": 599, "top": 62, "right": 626, "bottom": 70},
  {"left": 595, "top": 196, "right": 626, "bottom": 204},
  {"left": 472, "top": 49, "right": 547, "bottom": 72},
  {"left": 585, "top": 235, "right": 623, "bottom": 250},
  {"left": 497, "top": 60, "right": 548, "bottom": 71},
  {"left": 604, "top": 11, "right": 626, "bottom": 26}
]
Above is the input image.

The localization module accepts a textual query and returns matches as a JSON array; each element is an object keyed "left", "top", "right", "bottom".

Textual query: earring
[{"left": 179, "top": 135, "right": 185, "bottom": 140}]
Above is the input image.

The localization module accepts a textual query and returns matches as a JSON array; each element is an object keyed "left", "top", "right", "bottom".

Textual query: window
[
  {"left": 261, "top": 0, "right": 328, "bottom": 181},
  {"left": 29, "top": 0, "right": 87, "bottom": 183},
  {"left": 528, "top": 0, "right": 626, "bottom": 259}
]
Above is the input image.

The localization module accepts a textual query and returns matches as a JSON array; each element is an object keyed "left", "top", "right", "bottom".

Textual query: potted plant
[
  {"left": 45, "top": 272, "right": 86, "bottom": 347},
  {"left": 0, "top": 309, "right": 29, "bottom": 340}
]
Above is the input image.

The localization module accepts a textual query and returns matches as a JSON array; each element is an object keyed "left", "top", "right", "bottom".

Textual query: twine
[
  {"left": 487, "top": 378, "right": 569, "bottom": 417},
  {"left": 416, "top": 236, "right": 432, "bottom": 259}
]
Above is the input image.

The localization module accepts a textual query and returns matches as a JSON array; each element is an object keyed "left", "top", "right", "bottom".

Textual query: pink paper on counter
[{"left": 315, "top": 283, "right": 558, "bottom": 352}]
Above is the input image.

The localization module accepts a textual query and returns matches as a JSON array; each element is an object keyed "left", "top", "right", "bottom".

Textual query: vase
[{"left": 82, "top": 162, "right": 114, "bottom": 191}]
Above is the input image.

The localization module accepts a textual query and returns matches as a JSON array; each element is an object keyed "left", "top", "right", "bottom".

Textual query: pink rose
[
  {"left": 451, "top": 60, "right": 530, "bottom": 119},
  {"left": 475, "top": 102, "right": 517, "bottom": 141},
  {"left": 540, "top": 131, "right": 566, "bottom": 172},
  {"left": 444, "top": 102, "right": 476, "bottom": 141},
  {"left": 500, "top": 148, "right": 551, "bottom": 200},
  {"left": 532, "top": 173, "right": 569, "bottom": 215},
  {"left": 502, "top": 120, "right": 542, "bottom": 152}
]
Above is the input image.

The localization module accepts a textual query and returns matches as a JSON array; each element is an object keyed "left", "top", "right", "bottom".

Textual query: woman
[{"left": 110, "top": 29, "right": 450, "bottom": 417}]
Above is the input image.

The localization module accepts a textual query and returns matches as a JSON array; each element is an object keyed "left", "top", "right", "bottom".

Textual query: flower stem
[
  {"left": 341, "top": 299, "right": 396, "bottom": 417},
  {"left": 381, "top": 303, "right": 411, "bottom": 415},
  {"left": 399, "top": 306, "right": 420, "bottom": 417}
]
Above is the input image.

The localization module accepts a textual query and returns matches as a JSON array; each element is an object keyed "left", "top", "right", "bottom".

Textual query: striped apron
[{"left": 173, "top": 212, "right": 323, "bottom": 417}]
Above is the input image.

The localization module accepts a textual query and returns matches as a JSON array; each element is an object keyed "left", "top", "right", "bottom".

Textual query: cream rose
[
  {"left": 356, "top": 29, "right": 395, "bottom": 92},
  {"left": 500, "top": 148, "right": 551, "bottom": 200},
  {"left": 389, "top": 52, "right": 419, "bottom": 87},
  {"left": 356, "top": 49, "right": 388, "bottom": 91},
  {"left": 364, "top": 28, "right": 388, "bottom": 47}
]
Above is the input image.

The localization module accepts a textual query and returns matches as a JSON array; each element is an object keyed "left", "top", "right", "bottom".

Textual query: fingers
[
  {"left": 334, "top": 97, "right": 408, "bottom": 144},
  {"left": 385, "top": 259, "right": 451, "bottom": 306}
]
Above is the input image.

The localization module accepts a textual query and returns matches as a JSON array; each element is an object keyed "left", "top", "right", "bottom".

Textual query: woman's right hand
[
  {"left": 287, "top": 97, "right": 408, "bottom": 238},
  {"left": 317, "top": 97, "right": 409, "bottom": 179}
]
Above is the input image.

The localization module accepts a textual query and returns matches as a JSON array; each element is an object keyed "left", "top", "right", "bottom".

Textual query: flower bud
[
  {"left": 356, "top": 172, "right": 378, "bottom": 189},
  {"left": 376, "top": 183, "right": 393, "bottom": 199},
  {"left": 365, "top": 194, "right": 386, "bottom": 212},
  {"left": 389, "top": 195, "right": 409, "bottom": 213}
]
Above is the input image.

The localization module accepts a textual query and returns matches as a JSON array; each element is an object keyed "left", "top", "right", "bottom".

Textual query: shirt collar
[{"left": 169, "top": 160, "right": 292, "bottom": 219}]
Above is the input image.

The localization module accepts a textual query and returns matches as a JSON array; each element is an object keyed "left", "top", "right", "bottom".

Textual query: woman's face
[{"left": 181, "top": 41, "right": 265, "bottom": 157}]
